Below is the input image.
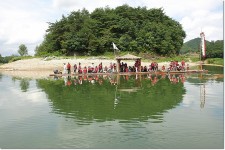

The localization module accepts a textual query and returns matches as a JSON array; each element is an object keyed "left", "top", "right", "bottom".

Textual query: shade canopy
[
  {"left": 116, "top": 54, "right": 141, "bottom": 60},
  {"left": 115, "top": 54, "right": 142, "bottom": 73}
]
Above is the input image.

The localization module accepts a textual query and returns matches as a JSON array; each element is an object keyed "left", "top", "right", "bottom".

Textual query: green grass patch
[
  {"left": 8, "top": 56, "right": 33, "bottom": 63},
  {"left": 206, "top": 58, "right": 224, "bottom": 66}
]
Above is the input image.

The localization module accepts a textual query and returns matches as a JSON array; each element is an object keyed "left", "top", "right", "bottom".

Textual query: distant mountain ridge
[
  {"left": 180, "top": 38, "right": 210, "bottom": 54},
  {"left": 181, "top": 38, "right": 223, "bottom": 58}
]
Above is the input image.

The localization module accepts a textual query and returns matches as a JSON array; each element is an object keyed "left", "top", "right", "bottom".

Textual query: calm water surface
[{"left": 0, "top": 66, "right": 223, "bottom": 148}]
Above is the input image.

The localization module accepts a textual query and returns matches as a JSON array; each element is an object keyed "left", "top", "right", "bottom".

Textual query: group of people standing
[
  {"left": 119, "top": 61, "right": 159, "bottom": 73},
  {"left": 63, "top": 62, "right": 71, "bottom": 74},
  {"left": 63, "top": 62, "right": 106, "bottom": 74},
  {"left": 166, "top": 60, "right": 188, "bottom": 71},
  {"left": 59, "top": 59, "right": 188, "bottom": 75}
]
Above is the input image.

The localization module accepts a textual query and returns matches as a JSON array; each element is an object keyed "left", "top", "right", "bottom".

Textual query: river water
[{"left": 0, "top": 66, "right": 223, "bottom": 148}]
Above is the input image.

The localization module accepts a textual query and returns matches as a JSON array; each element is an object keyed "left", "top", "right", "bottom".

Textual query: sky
[{"left": 0, "top": 0, "right": 223, "bottom": 56}]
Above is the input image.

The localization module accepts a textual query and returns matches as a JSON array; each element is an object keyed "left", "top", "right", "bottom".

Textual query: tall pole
[
  {"left": 199, "top": 32, "right": 206, "bottom": 70},
  {"left": 200, "top": 32, "right": 206, "bottom": 61}
]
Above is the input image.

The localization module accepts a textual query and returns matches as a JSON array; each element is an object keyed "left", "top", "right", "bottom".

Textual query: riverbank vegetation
[
  {"left": 0, "top": 55, "right": 32, "bottom": 64},
  {"left": 206, "top": 58, "right": 224, "bottom": 66}
]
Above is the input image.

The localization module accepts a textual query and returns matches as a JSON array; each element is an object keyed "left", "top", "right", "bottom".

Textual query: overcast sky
[{"left": 0, "top": 0, "right": 223, "bottom": 56}]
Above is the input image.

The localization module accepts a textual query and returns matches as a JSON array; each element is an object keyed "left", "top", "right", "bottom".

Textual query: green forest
[
  {"left": 35, "top": 5, "right": 186, "bottom": 56},
  {"left": 180, "top": 38, "right": 223, "bottom": 58},
  {"left": 0, "top": 5, "right": 223, "bottom": 64}
]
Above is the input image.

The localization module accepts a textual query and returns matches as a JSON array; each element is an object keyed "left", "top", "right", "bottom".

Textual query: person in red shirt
[
  {"left": 83, "top": 66, "right": 87, "bottom": 74},
  {"left": 181, "top": 59, "right": 185, "bottom": 67},
  {"left": 78, "top": 62, "right": 82, "bottom": 74},
  {"left": 67, "top": 62, "right": 71, "bottom": 74},
  {"left": 125, "top": 66, "right": 129, "bottom": 72},
  {"left": 151, "top": 62, "right": 154, "bottom": 71},
  {"left": 94, "top": 66, "right": 98, "bottom": 73}
]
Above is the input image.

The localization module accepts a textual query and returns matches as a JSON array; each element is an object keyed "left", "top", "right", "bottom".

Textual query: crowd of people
[
  {"left": 54, "top": 60, "right": 189, "bottom": 75},
  {"left": 61, "top": 62, "right": 115, "bottom": 74},
  {"left": 166, "top": 60, "right": 188, "bottom": 71},
  {"left": 118, "top": 60, "right": 159, "bottom": 72}
]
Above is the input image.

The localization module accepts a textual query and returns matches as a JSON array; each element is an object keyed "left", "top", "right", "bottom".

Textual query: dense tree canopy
[
  {"left": 206, "top": 40, "right": 223, "bottom": 58},
  {"left": 35, "top": 5, "right": 186, "bottom": 56}
]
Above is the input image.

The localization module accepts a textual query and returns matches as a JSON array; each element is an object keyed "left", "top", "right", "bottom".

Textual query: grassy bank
[{"left": 206, "top": 58, "right": 224, "bottom": 66}]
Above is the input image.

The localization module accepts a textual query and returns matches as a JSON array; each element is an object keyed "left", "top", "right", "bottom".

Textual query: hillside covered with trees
[
  {"left": 35, "top": 5, "right": 186, "bottom": 56},
  {"left": 180, "top": 38, "right": 223, "bottom": 58},
  {"left": 206, "top": 40, "right": 223, "bottom": 58},
  {"left": 180, "top": 38, "right": 202, "bottom": 54}
]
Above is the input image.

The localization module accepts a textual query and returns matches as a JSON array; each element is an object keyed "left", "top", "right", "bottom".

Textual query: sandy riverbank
[
  {"left": 0, "top": 57, "right": 199, "bottom": 78},
  {"left": 0, "top": 57, "right": 200, "bottom": 71}
]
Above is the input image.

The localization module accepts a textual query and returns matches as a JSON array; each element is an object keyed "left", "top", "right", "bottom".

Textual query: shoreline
[
  {"left": 0, "top": 57, "right": 202, "bottom": 71},
  {"left": 0, "top": 57, "right": 215, "bottom": 79}
]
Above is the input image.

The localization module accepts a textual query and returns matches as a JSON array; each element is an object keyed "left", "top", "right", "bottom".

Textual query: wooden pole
[{"left": 117, "top": 59, "right": 120, "bottom": 73}]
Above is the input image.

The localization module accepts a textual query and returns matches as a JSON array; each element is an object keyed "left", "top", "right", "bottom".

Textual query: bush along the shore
[
  {"left": 206, "top": 58, "right": 224, "bottom": 66},
  {"left": 0, "top": 55, "right": 33, "bottom": 64}
]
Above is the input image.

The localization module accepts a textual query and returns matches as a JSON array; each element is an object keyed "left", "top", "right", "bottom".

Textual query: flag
[{"left": 112, "top": 42, "right": 119, "bottom": 51}]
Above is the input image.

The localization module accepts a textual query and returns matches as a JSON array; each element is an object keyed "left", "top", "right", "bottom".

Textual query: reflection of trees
[
  {"left": 36, "top": 74, "right": 185, "bottom": 123},
  {"left": 0, "top": 73, "right": 2, "bottom": 81},
  {"left": 186, "top": 76, "right": 207, "bottom": 84},
  {"left": 11, "top": 77, "right": 17, "bottom": 83},
  {"left": 20, "top": 79, "right": 30, "bottom": 92},
  {"left": 184, "top": 66, "right": 224, "bottom": 109},
  {"left": 203, "top": 65, "right": 223, "bottom": 74},
  {"left": 187, "top": 74, "right": 224, "bottom": 84},
  {"left": 10, "top": 76, "right": 30, "bottom": 92},
  {"left": 187, "top": 66, "right": 224, "bottom": 83}
]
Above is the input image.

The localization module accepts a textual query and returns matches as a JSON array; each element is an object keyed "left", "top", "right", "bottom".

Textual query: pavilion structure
[{"left": 115, "top": 54, "right": 142, "bottom": 73}]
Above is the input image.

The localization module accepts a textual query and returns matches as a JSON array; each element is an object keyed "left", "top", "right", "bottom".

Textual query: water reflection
[
  {"left": 203, "top": 65, "right": 224, "bottom": 74},
  {"left": 0, "top": 66, "right": 223, "bottom": 149},
  {"left": 0, "top": 73, "right": 2, "bottom": 81},
  {"left": 20, "top": 79, "right": 30, "bottom": 92},
  {"left": 10, "top": 77, "right": 31, "bottom": 92},
  {"left": 187, "top": 66, "right": 223, "bottom": 109},
  {"left": 190, "top": 65, "right": 224, "bottom": 83},
  {"left": 36, "top": 74, "right": 187, "bottom": 124},
  {"left": 200, "top": 84, "right": 206, "bottom": 109}
]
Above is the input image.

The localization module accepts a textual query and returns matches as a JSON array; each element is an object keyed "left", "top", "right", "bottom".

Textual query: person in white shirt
[{"left": 63, "top": 63, "right": 67, "bottom": 74}]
